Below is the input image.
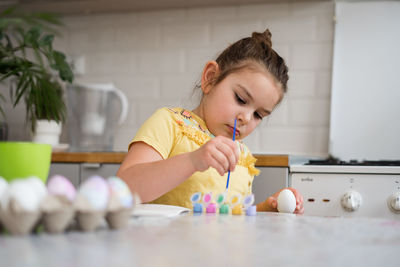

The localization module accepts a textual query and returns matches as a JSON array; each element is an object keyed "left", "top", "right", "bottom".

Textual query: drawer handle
[{"left": 82, "top": 163, "right": 101, "bottom": 169}]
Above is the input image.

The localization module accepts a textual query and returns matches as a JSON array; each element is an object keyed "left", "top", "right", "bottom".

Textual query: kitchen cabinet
[
  {"left": 50, "top": 152, "right": 289, "bottom": 202},
  {"left": 80, "top": 163, "right": 120, "bottom": 183},
  {"left": 49, "top": 163, "right": 288, "bottom": 203},
  {"left": 252, "top": 167, "right": 289, "bottom": 204},
  {"left": 48, "top": 163, "right": 80, "bottom": 187},
  {"left": 49, "top": 162, "right": 120, "bottom": 186}
]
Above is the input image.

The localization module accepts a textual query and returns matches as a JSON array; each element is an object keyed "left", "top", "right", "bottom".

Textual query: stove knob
[
  {"left": 387, "top": 193, "right": 400, "bottom": 214},
  {"left": 341, "top": 190, "right": 362, "bottom": 212}
]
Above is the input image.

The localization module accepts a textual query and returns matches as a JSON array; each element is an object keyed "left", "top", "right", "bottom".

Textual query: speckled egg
[
  {"left": 47, "top": 175, "right": 77, "bottom": 202},
  {"left": 78, "top": 175, "right": 110, "bottom": 210},
  {"left": 107, "top": 176, "right": 133, "bottom": 208}
]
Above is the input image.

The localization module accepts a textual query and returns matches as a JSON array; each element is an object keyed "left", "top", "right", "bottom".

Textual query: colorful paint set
[{"left": 190, "top": 192, "right": 256, "bottom": 216}]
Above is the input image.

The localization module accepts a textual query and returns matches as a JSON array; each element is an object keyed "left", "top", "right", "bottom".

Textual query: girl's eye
[
  {"left": 254, "top": 112, "right": 263, "bottom": 120},
  {"left": 235, "top": 93, "right": 246, "bottom": 105}
]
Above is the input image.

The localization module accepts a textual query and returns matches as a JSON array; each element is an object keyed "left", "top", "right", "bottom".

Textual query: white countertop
[{"left": 1, "top": 212, "right": 399, "bottom": 267}]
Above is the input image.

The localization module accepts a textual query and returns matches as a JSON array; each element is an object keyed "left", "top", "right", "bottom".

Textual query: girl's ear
[{"left": 201, "top": 61, "right": 219, "bottom": 94}]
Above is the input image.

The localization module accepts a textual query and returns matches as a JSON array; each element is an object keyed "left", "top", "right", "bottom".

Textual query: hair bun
[{"left": 252, "top": 29, "right": 272, "bottom": 48}]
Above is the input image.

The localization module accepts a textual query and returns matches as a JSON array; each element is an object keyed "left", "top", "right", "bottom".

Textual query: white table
[{"left": 1, "top": 212, "right": 399, "bottom": 267}]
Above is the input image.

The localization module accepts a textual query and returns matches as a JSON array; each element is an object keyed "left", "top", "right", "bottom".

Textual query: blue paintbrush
[{"left": 225, "top": 118, "right": 237, "bottom": 191}]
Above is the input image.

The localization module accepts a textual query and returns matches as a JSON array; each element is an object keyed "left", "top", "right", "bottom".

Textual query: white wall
[{"left": 1, "top": 1, "right": 334, "bottom": 155}]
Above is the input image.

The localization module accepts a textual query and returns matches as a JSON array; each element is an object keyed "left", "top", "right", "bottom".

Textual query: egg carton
[{"left": 0, "top": 175, "right": 137, "bottom": 235}]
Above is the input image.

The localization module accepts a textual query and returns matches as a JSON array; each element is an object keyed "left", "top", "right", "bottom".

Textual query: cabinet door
[
  {"left": 252, "top": 167, "right": 289, "bottom": 204},
  {"left": 49, "top": 163, "right": 80, "bottom": 188},
  {"left": 80, "top": 163, "right": 121, "bottom": 183}
]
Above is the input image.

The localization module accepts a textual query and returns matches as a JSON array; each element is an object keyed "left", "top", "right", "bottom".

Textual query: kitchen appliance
[
  {"left": 290, "top": 159, "right": 400, "bottom": 220},
  {"left": 291, "top": 2, "right": 400, "bottom": 220},
  {"left": 67, "top": 83, "right": 128, "bottom": 151}
]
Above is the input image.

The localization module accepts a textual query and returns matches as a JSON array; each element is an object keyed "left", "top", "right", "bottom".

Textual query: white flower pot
[{"left": 32, "top": 120, "right": 62, "bottom": 146}]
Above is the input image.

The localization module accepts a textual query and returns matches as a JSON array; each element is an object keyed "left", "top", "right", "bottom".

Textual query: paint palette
[{"left": 190, "top": 192, "right": 256, "bottom": 216}]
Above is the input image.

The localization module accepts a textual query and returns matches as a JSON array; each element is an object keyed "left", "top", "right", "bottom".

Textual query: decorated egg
[
  {"left": 107, "top": 176, "right": 133, "bottom": 208},
  {"left": 78, "top": 175, "right": 110, "bottom": 210},
  {"left": 47, "top": 175, "right": 77, "bottom": 202},
  {"left": 277, "top": 189, "right": 296, "bottom": 213}
]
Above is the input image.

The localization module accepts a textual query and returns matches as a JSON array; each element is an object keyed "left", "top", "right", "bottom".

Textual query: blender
[{"left": 66, "top": 83, "right": 128, "bottom": 151}]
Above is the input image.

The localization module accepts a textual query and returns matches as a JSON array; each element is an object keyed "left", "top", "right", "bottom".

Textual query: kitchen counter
[
  {"left": 1, "top": 212, "right": 399, "bottom": 267},
  {"left": 51, "top": 152, "right": 289, "bottom": 167}
]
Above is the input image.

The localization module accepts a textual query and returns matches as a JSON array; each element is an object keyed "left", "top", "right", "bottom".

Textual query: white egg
[
  {"left": 4, "top": 179, "right": 43, "bottom": 212},
  {"left": 26, "top": 176, "right": 47, "bottom": 200},
  {"left": 0, "top": 176, "right": 8, "bottom": 197},
  {"left": 277, "top": 189, "right": 296, "bottom": 213},
  {"left": 0, "top": 177, "right": 9, "bottom": 208}
]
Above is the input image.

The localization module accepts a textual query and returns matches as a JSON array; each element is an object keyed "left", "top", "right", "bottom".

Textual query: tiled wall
[{"left": 2, "top": 1, "right": 334, "bottom": 156}]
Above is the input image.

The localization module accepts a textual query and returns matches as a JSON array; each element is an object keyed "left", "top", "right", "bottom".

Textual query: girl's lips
[{"left": 228, "top": 125, "right": 240, "bottom": 138}]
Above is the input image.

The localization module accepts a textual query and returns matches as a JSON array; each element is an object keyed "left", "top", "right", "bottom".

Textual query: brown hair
[{"left": 209, "top": 29, "right": 289, "bottom": 94}]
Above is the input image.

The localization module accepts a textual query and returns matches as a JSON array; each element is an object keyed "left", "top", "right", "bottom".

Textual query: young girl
[{"left": 117, "top": 29, "right": 304, "bottom": 214}]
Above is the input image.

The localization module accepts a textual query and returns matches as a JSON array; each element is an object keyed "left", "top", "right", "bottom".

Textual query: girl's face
[{"left": 198, "top": 64, "right": 282, "bottom": 140}]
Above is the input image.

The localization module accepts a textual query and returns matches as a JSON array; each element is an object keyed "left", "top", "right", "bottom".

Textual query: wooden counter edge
[
  {"left": 253, "top": 154, "right": 289, "bottom": 167},
  {"left": 51, "top": 152, "right": 127, "bottom": 164},
  {"left": 52, "top": 152, "right": 289, "bottom": 167}
]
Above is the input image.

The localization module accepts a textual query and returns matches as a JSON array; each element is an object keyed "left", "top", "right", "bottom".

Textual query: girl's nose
[{"left": 237, "top": 110, "right": 251, "bottom": 124}]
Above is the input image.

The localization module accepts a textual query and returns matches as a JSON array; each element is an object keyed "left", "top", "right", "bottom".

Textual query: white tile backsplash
[
  {"left": 291, "top": 43, "right": 333, "bottom": 70},
  {"left": 3, "top": 1, "right": 335, "bottom": 156}
]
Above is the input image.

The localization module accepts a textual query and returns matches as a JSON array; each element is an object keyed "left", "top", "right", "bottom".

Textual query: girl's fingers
[
  {"left": 199, "top": 136, "right": 239, "bottom": 175},
  {"left": 265, "top": 196, "right": 278, "bottom": 210},
  {"left": 215, "top": 141, "right": 237, "bottom": 171},
  {"left": 207, "top": 154, "right": 226, "bottom": 176},
  {"left": 209, "top": 148, "right": 229, "bottom": 174},
  {"left": 295, "top": 206, "right": 304, "bottom": 214}
]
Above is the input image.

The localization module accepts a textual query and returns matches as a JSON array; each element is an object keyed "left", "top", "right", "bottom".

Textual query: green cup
[{"left": 0, "top": 142, "right": 52, "bottom": 183}]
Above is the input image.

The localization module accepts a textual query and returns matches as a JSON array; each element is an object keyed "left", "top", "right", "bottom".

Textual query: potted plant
[{"left": 0, "top": 6, "right": 74, "bottom": 145}]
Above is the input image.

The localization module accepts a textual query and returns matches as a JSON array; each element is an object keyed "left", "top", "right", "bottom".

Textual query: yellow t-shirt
[{"left": 130, "top": 107, "right": 259, "bottom": 208}]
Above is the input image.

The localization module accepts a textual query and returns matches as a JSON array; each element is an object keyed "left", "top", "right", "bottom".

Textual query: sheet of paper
[{"left": 132, "top": 204, "right": 190, "bottom": 217}]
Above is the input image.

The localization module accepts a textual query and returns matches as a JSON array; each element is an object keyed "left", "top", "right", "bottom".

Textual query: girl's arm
[{"left": 117, "top": 136, "right": 238, "bottom": 203}]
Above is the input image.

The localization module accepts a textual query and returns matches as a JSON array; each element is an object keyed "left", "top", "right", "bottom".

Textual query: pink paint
[
  {"left": 203, "top": 193, "right": 212, "bottom": 203},
  {"left": 206, "top": 203, "right": 216, "bottom": 213}
]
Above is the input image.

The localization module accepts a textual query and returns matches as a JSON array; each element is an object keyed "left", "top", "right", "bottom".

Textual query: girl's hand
[
  {"left": 258, "top": 188, "right": 304, "bottom": 214},
  {"left": 189, "top": 136, "right": 239, "bottom": 176}
]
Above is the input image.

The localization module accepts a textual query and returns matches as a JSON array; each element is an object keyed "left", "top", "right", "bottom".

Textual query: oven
[{"left": 290, "top": 160, "right": 400, "bottom": 220}]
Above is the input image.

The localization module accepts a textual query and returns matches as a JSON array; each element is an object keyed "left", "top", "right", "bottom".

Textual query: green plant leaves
[
  {"left": 0, "top": 5, "right": 73, "bottom": 130},
  {"left": 24, "top": 26, "right": 41, "bottom": 48},
  {"left": 39, "top": 34, "right": 54, "bottom": 48},
  {"left": 51, "top": 50, "right": 73, "bottom": 83}
]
